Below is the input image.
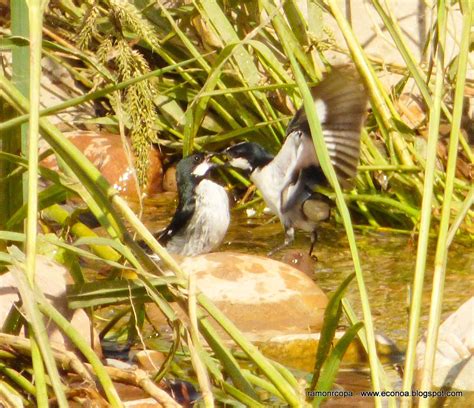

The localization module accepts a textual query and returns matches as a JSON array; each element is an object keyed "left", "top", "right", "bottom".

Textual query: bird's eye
[{"left": 194, "top": 155, "right": 202, "bottom": 163}]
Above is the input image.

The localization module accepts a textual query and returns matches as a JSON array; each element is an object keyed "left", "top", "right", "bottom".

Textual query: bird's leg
[
  {"left": 267, "top": 227, "right": 295, "bottom": 257},
  {"left": 309, "top": 229, "right": 318, "bottom": 258}
]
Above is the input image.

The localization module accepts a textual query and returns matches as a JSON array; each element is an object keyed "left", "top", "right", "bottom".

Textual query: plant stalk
[
  {"left": 400, "top": 2, "right": 448, "bottom": 406},
  {"left": 418, "top": 4, "right": 472, "bottom": 402}
]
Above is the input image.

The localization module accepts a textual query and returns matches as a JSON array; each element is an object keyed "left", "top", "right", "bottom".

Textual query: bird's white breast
[
  {"left": 250, "top": 132, "right": 302, "bottom": 220},
  {"left": 168, "top": 179, "right": 230, "bottom": 256}
]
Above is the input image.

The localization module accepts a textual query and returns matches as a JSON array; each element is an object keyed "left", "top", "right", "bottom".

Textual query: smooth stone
[
  {"left": 258, "top": 332, "right": 401, "bottom": 371},
  {"left": 41, "top": 130, "right": 164, "bottom": 199},
  {"left": 416, "top": 297, "right": 474, "bottom": 391},
  {"left": 162, "top": 166, "right": 177, "bottom": 192},
  {"left": 0, "top": 255, "right": 101, "bottom": 356},
  {"left": 280, "top": 249, "right": 317, "bottom": 277},
  {"left": 146, "top": 252, "right": 328, "bottom": 342}
]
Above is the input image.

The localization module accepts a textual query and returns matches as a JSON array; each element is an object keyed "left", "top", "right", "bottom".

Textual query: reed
[
  {"left": 418, "top": 1, "right": 472, "bottom": 403},
  {"left": 0, "top": 0, "right": 472, "bottom": 406},
  {"left": 400, "top": 2, "right": 447, "bottom": 405}
]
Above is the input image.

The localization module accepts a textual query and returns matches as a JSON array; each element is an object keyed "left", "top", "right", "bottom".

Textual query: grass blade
[
  {"left": 418, "top": 3, "right": 472, "bottom": 402},
  {"left": 312, "top": 322, "right": 364, "bottom": 407},
  {"left": 310, "top": 273, "right": 355, "bottom": 391},
  {"left": 401, "top": 3, "right": 448, "bottom": 405}
]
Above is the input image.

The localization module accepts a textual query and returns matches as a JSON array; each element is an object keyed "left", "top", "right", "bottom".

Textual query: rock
[
  {"left": 258, "top": 331, "right": 401, "bottom": 371},
  {"left": 397, "top": 93, "right": 426, "bottom": 128},
  {"left": 132, "top": 350, "right": 167, "bottom": 372},
  {"left": 416, "top": 297, "right": 474, "bottom": 391},
  {"left": 41, "top": 130, "right": 164, "bottom": 199},
  {"left": 146, "top": 252, "right": 328, "bottom": 342},
  {"left": 162, "top": 166, "right": 177, "bottom": 192},
  {"left": 280, "top": 249, "right": 317, "bottom": 277},
  {"left": 0, "top": 255, "right": 101, "bottom": 356}
]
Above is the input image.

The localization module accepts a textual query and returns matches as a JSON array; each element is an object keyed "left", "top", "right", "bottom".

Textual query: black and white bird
[
  {"left": 224, "top": 70, "right": 368, "bottom": 255},
  {"left": 156, "top": 153, "right": 230, "bottom": 256}
]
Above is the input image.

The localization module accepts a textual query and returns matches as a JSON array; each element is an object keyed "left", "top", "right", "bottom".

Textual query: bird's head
[
  {"left": 176, "top": 152, "right": 217, "bottom": 184},
  {"left": 223, "top": 142, "right": 273, "bottom": 173}
]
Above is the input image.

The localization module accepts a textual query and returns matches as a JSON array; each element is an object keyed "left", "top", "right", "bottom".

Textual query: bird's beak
[
  {"left": 203, "top": 152, "right": 220, "bottom": 170},
  {"left": 214, "top": 149, "right": 233, "bottom": 168}
]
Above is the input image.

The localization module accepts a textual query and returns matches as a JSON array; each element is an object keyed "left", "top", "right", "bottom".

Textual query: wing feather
[{"left": 287, "top": 70, "right": 368, "bottom": 189}]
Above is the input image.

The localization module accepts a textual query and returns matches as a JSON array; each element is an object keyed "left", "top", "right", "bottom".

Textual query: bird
[
  {"left": 223, "top": 70, "right": 368, "bottom": 255},
  {"left": 154, "top": 153, "right": 230, "bottom": 256}
]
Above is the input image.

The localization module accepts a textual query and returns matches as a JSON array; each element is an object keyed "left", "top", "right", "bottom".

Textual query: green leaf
[
  {"left": 197, "top": 0, "right": 261, "bottom": 86},
  {"left": 0, "top": 231, "right": 25, "bottom": 242},
  {"left": 67, "top": 277, "right": 178, "bottom": 309},
  {"left": 0, "top": 35, "right": 30, "bottom": 49},
  {"left": 7, "top": 184, "right": 69, "bottom": 229},
  {"left": 310, "top": 273, "right": 355, "bottom": 391},
  {"left": 312, "top": 322, "right": 364, "bottom": 407},
  {"left": 199, "top": 320, "right": 259, "bottom": 400}
]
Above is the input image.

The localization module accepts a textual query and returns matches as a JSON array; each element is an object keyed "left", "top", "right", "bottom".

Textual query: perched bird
[
  {"left": 156, "top": 153, "right": 230, "bottom": 256},
  {"left": 224, "top": 70, "right": 368, "bottom": 255}
]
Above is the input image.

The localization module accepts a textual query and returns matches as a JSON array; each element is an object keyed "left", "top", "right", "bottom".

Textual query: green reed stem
[
  {"left": 418, "top": 4, "right": 472, "bottom": 402},
  {"left": 0, "top": 362, "right": 36, "bottom": 396},
  {"left": 29, "top": 336, "right": 48, "bottom": 408},
  {"left": 287, "top": 54, "right": 386, "bottom": 407},
  {"left": 37, "top": 298, "right": 123, "bottom": 408},
  {"left": 0, "top": 55, "right": 208, "bottom": 133},
  {"left": 447, "top": 187, "right": 474, "bottom": 247},
  {"left": 24, "top": 0, "right": 41, "bottom": 284},
  {"left": 24, "top": 1, "right": 60, "bottom": 406},
  {"left": 187, "top": 272, "right": 214, "bottom": 408},
  {"left": 401, "top": 2, "right": 448, "bottom": 406}
]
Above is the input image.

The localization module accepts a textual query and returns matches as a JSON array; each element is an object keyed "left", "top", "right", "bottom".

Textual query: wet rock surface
[
  {"left": 41, "top": 130, "right": 164, "bottom": 199},
  {"left": 146, "top": 251, "right": 328, "bottom": 342}
]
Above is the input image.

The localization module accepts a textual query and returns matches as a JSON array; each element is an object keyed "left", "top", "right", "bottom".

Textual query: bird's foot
[
  {"left": 267, "top": 227, "right": 295, "bottom": 257},
  {"left": 308, "top": 230, "right": 318, "bottom": 259},
  {"left": 267, "top": 241, "right": 290, "bottom": 257}
]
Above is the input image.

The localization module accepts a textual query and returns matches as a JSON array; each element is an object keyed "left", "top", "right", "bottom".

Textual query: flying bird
[{"left": 224, "top": 70, "right": 368, "bottom": 255}]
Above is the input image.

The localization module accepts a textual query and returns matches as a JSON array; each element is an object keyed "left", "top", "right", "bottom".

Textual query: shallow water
[
  {"left": 141, "top": 195, "right": 473, "bottom": 349},
  {"left": 136, "top": 196, "right": 473, "bottom": 406}
]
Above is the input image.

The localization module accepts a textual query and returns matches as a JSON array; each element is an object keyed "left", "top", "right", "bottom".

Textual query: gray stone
[
  {"left": 0, "top": 255, "right": 100, "bottom": 355},
  {"left": 416, "top": 297, "right": 474, "bottom": 391}
]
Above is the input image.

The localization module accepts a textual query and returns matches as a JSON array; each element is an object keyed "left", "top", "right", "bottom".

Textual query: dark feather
[
  {"left": 156, "top": 154, "right": 205, "bottom": 245},
  {"left": 286, "top": 69, "right": 368, "bottom": 189},
  {"left": 157, "top": 197, "right": 196, "bottom": 246}
]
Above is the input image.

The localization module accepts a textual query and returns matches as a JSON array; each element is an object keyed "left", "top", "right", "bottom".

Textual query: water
[
  {"left": 137, "top": 196, "right": 473, "bottom": 406},
  {"left": 142, "top": 195, "right": 473, "bottom": 348}
]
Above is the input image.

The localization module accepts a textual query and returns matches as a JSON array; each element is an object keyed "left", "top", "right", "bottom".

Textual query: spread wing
[
  {"left": 280, "top": 70, "right": 368, "bottom": 215},
  {"left": 286, "top": 70, "right": 368, "bottom": 189}
]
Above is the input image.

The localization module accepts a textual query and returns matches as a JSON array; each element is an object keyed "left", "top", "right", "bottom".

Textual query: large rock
[
  {"left": 147, "top": 252, "right": 328, "bottom": 342},
  {"left": 0, "top": 255, "right": 100, "bottom": 356},
  {"left": 41, "top": 130, "right": 164, "bottom": 199},
  {"left": 416, "top": 297, "right": 474, "bottom": 391}
]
